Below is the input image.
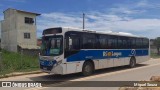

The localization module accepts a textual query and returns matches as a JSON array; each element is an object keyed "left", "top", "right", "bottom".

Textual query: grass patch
[
  {"left": 150, "top": 52, "right": 160, "bottom": 59},
  {"left": 0, "top": 50, "right": 39, "bottom": 75}
]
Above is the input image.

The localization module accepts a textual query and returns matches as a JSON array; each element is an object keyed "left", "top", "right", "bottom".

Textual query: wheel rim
[{"left": 84, "top": 65, "right": 91, "bottom": 73}]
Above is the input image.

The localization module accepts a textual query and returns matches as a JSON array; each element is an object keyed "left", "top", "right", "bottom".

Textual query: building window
[
  {"left": 24, "top": 33, "right": 30, "bottom": 39},
  {"left": 25, "top": 17, "right": 34, "bottom": 24}
]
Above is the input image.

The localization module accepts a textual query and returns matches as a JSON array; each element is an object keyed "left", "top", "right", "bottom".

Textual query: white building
[{"left": 1, "top": 8, "right": 40, "bottom": 52}]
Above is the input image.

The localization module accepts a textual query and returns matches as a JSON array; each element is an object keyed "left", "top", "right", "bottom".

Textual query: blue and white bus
[{"left": 39, "top": 27, "right": 150, "bottom": 76}]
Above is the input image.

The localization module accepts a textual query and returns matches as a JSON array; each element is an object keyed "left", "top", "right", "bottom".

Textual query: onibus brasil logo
[{"left": 103, "top": 51, "right": 122, "bottom": 57}]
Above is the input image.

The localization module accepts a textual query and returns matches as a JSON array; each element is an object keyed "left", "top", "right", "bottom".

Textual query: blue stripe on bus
[{"left": 66, "top": 49, "right": 149, "bottom": 62}]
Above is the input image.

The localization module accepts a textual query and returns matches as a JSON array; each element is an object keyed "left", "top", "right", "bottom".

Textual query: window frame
[
  {"left": 24, "top": 33, "right": 31, "bottom": 39},
  {"left": 24, "top": 17, "right": 34, "bottom": 24}
]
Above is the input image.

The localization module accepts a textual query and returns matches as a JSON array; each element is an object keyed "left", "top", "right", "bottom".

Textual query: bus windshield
[{"left": 40, "top": 35, "right": 63, "bottom": 56}]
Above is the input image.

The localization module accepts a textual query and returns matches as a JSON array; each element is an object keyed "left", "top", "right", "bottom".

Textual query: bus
[{"left": 39, "top": 27, "right": 150, "bottom": 76}]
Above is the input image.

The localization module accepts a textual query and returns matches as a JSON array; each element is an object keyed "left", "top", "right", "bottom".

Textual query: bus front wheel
[
  {"left": 129, "top": 57, "right": 136, "bottom": 68},
  {"left": 82, "top": 61, "right": 94, "bottom": 76}
]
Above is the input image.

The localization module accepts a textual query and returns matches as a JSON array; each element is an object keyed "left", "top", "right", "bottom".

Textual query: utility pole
[{"left": 83, "top": 13, "right": 85, "bottom": 29}]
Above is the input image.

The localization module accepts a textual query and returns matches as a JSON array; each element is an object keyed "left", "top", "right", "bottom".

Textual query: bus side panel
[
  {"left": 98, "top": 58, "right": 114, "bottom": 69},
  {"left": 64, "top": 49, "right": 149, "bottom": 74},
  {"left": 76, "top": 61, "right": 85, "bottom": 73},
  {"left": 66, "top": 63, "right": 77, "bottom": 74},
  {"left": 106, "top": 58, "right": 114, "bottom": 68},
  {"left": 65, "top": 61, "right": 84, "bottom": 74},
  {"left": 51, "top": 64, "right": 64, "bottom": 74},
  {"left": 93, "top": 60, "right": 99, "bottom": 69},
  {"left": 124, "top": 57, "right": 130, "bottom": 65},
  {"left": 136, "top": 49, "right": 149, "bottom": 63},
  {"left": 114, "top": 58, "right": 125, "bottom": 67}
]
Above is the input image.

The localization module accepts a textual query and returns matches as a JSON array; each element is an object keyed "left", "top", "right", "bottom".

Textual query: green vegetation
[
  {"left": 150, "top": 52, "right": 160, "bottom": 59},
  {"left": 0, "top": 50, "right": 39, "bottom": 75}
]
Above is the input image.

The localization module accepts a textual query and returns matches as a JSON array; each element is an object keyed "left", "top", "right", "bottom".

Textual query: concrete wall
[
  {"left": 16, "top": 12, "right": 37, "bottom": 49},
  {"left": 1, "top": 8, "right": 39, "bottom": 52},
  {"left": 17, "top": 45, "right": 40, "bottom": 56},
  {"left": 1, "top": 9, "right": 17, "bottom": 52}
]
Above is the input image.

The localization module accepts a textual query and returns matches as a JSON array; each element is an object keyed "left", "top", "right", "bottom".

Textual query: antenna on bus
[{"left": 83, "top": 13, "right": 85, "bottom": 29}]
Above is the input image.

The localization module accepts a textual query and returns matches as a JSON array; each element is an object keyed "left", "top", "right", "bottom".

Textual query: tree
[{"left": 154, "top": 37, "right": 160, "bottom": 55}]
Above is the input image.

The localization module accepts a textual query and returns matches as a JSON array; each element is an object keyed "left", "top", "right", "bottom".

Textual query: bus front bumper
[{"left": 39, "top": 60, "right": 63, "bottom": 74}]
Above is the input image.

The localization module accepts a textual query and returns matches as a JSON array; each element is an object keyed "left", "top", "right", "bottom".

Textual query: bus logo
[
  {"left": 103, "top": 51, "right": 122, "bottom": 57},
  {"left": 107, "top": 52, "right": 112, "bottom": 56},
  {"left": 131, "top": 49, "right": 136, "bottom": 56}
]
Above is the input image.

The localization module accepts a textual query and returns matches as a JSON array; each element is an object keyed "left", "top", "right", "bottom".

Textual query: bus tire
[
  {"left": 82, "top": 61, "right": 94, "bottom": 76},
  {"left": 129, "top": 57, "right": 136, "bottom": 68}
]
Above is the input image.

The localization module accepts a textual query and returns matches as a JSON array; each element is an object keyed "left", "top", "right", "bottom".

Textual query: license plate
[{"left": 43, "top": 67, "right": 47, "bottom": 70}]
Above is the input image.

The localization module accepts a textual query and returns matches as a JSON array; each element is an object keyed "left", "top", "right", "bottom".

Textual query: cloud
[
  {"left": 136, "top": 0, "right": 149, "bottom": 7},
  {"left": 37, "top": 12, "right": 84, "bottom": 37},
  {"left": 110, "top": 7, "right": 145, "bottom": 15},
  {"left": 111, "top": 19, "right": 160, "bottom": 31},
  {"left": 37, "top": 13, "right": 83, "bottom": 31},
  {"left": 37, "top": 11, "right": 160, "bottom": 39},
  {"left": 36, "top": 0, "right": 160, "bottom": 39},
  {"left": 136, "top": 0, "right": 160, "bottom": 9},
  {"left": 108, "top": 0, "right": 160, "bottom": 16},
  {"left": 109, "top": 2, "right": 142, "bottom": 15}
]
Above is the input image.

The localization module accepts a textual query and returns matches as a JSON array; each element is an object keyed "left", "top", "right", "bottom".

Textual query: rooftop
[{"left": 3, "top": 8, "right": 41, "bottom": 16}]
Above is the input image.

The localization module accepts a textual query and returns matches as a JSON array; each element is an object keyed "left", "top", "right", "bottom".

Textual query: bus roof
[{"left": 44, "top": 27, "right": 148, "bottom": 38}]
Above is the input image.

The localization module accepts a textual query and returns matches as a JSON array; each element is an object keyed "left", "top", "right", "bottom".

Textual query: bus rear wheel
[
  {"left": 129, "top": 57, "right": 136, "bottom": 68},
  {"left": 82, "top": 61, "right": 94, "bottom": 76}
]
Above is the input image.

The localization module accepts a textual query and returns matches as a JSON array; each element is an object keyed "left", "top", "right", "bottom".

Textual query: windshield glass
[{"left": 40, "top": 35, "right": 63, "bottom": 56}]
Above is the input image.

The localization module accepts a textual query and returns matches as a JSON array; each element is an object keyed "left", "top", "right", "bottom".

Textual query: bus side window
[
  {"left": 98, "top": 35, "right": 107, "bottom": 49},
  {"left": 136, "top": 38, "right": 143, "bottom": 49},
  {"left": 118, "top": 37, "right": 123, "bottom": 49},
  {"left": 131, "top": 38, "right": 136, "bottom": 49},
  {"left": 82, "top": 33, "right": 96, "bottom": 49},
  {"left": 143, "top": 38, "right": 149, "bottom": 48},
  {"left": 108, "top": 36, "right": 117, "bottom": 49}
]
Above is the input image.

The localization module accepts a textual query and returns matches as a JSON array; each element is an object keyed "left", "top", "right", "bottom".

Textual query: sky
[{"left": 0, "top": 0, "right": 160, "bottom": 39}]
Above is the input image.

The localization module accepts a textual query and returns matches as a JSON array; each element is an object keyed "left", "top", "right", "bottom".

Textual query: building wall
[
  {"left": 1, "top": 8, "right": 39, "bottom": 52},
  {"left": 16, "top": 12, "right": 37, "bottom": 49},
  {"left": 1, "top": 9, "right": 17, "bottom": 52}
]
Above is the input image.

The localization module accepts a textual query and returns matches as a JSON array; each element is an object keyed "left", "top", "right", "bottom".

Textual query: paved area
[{"left": 0, "top": 58, "right": 160, "bottom": 90}]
